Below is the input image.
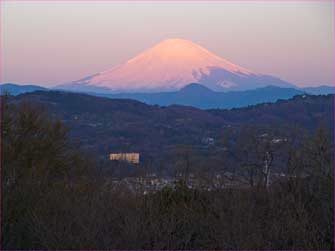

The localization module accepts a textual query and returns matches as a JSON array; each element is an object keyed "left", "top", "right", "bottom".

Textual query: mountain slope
[
  {"left": 12, "top": 90, "right": 226, "bottom": 157},
  {"left": 10, "top": 91, "right": 333, "bottom": 160},
  {"left": 59, "top": 38, "right": 295, "bottom": 92},
  {"left": 3, "top": 83, "right": 332, "bottom": 110},
  {"left": 302, "top": 85, "right": 334, "bottom": 95},
  {"left": 98, "top": 84, "right": 304, "bottom": 109},
  {"left": 209, "top": 94, "right": 334, "bottom": 131},
  {"left": 0, "top": 83, "right": 47, "bottom": 95}
]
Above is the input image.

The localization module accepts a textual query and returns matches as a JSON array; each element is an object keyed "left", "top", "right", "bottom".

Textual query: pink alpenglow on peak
[{"left": 61, "top": 38, "right": 295, "bottom": 93}]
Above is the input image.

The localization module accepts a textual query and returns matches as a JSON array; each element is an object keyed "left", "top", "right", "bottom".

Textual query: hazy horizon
[{"left": 1, "top": 1, "right": 334, "bottom": 87}]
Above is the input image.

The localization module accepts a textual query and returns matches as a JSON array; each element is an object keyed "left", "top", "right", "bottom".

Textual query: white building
[{"left": 109, "top": 153, "right": 140, "bottom": 164}]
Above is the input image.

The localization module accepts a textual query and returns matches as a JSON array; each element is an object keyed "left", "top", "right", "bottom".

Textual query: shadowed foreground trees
[
  {"left": 1, "top": 98, "right": 333, "bottom": 250},
  {"left": 1, "top": 98, "right": 93, "bottom": 248}
]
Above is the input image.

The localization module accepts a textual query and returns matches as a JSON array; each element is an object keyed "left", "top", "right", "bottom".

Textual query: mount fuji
[{"left": 58, "top": 38, "right": 295, "bottom": 93}]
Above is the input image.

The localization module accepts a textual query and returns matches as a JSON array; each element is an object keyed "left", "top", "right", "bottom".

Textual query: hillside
[
  {"left": 209, "top": 94, "right": 334, "bottom": 130},
  {"left": 0, "top": 83, "right": 47, "bottom": 95},
  {"left": 3, "top": 82, "right": 334, "bottom": 109},
  {"left": 12, "top": 91, "right": 225, "bottom": 158},
  {"left": 12, "top": 91, "right": 333, "bottom": 162},
  {"left": 100, "top": 84, "right": 305, "bottom": 109}
]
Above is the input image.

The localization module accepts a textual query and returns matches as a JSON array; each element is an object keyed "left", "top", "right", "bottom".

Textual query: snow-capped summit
[{"left": 60, "top": 38, "right": 294, "bottom": 93}]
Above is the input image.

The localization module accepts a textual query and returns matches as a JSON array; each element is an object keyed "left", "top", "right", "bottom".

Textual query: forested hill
[
  {"left": 208, "top": 94, "right": 334, "bottom": 130},
  {"left": 13, "top": 90, "right": 334, "bottom": 129},
  {"left": 11, "top": 91, "right": 334, "bottom": 158},
  {"left": 11, "top": 91, "right": 226, "bottom": 157}
]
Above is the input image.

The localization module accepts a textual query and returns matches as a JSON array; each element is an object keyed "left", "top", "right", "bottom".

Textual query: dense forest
[{"left": 1, "top": 92, "right": 334, "bottom": 249}]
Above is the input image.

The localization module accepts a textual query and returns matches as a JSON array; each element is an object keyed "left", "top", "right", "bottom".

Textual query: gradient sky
[{"left": 1, "top": 1, "right": 333, "bottom": 87}]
